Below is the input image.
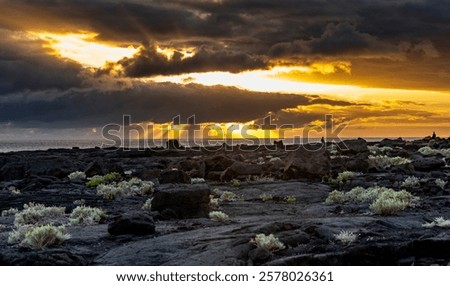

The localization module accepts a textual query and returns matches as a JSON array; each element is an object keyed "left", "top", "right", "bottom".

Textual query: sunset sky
[{"left": 1, "top": 0, "right": 449, "bottom": 140}]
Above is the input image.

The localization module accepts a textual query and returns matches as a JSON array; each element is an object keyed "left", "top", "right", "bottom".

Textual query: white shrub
[
  {"left": 369, "top": 155, "right": 411, "bottom": 169},
  {"left": 422, "top": 217, "right": 450, "bottom": 228},
  {"left": 209, "top": 211, "right": 230, "bottom": 222},
  {"left": 435, "top": 179, "right": 447, "bottom": 190},
  {"left": 401, "top": 176, "right": 420, "bottom": 188},
  {"left": 250, "top": 233, "right": 285, "bottom": 252},
  {"left": 330, "top": 171, "right": 359, "bottom": 185},
  {"left": 68, "top": 171, "right": 86, "bottom": 181},
  {"left": 9, "top": 186, "right": 21, "bottom": 195},
  {"left": 418, "top": 147, "right": 450, "bottom": 158},
  {"left": 326, "top": 186, "right": 393, "bottom": 204},
  {"left": 191, "top": 178, "right": 206, "bottom": 184},
  {"left": 20, "top": 225, "right": 70, "bottom": 249},
  {"left": 220, "top": 191, "right": 239, "bottom": 202},
  {"left": 0, "top": 224, "right": 5, "bottom": 231},
  {"left": 369, "top": 190, "right": 418, "bottom": 215},
  {"left": 142, "top": 199, "right": 153, "bottom": 211},
  {"left": 269, "top": 157, "right": 282, "bottom": 163},
  {"left": 14, "top": 203, "right": 66, "bottom": 227},
  {"left": 1, "top": 207, "right": 19, "bottom": 217},
  {"left": 69, "top": 206, "right": 106, "bottom": 226},
  {"left": 97, "top": 178, "right": 154, "bottom": 199},
  {"left": 335, "top": 230, "right": 358, "bottom": 245},
  {"left": 209, "top": 196, "right": 219, "bottom": 209}
]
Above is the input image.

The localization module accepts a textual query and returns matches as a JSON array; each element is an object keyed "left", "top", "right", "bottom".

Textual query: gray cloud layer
[{"left": 0, "top": 0, "right": 448, "bottom": 131}]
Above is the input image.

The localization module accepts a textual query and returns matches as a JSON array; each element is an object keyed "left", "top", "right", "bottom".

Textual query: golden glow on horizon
[
  {"left": 30, "top": 31, "right": 138, "bottom": 67},
  {"left": 148, "top": 67, "right": 450, "bottom": 104}
]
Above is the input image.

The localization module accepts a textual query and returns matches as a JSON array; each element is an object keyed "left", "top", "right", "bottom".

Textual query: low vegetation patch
[
  {"left": 220, "top": 191, "right": 239, "bottom": 202},
  {"left": 422, "top": 217, "right": 450, "bottom": 228},
  {"left": 418, "top": 146, "right": 450, "bottom": 158},
  {"left": 334, "top": 230, "right": 358, "bottom": 245},
  {"left": 9, "top": 224, "right": 70, "bottom": 249},
  {"left": 250, "top": 233, "right": 285, "bottom": 252},
  {"left": 191, "top": 178, "right": 206, "bottom": 184},
  {"left": 69, "top": 206, "right": 106, "bottom": 226},
  {"left": 209, "top": 211, "right": 230, "bottom": 222},
  {"left": 400, "top": 176, "right": 420, "bottom": 188},
  {"left": 329, "top": 171, "right": 359, "bottom": 185},
  {"left": 68, "top": 171, "right": 86, "bottom": 181},
  {"left": 1, "top": 207, "right": 18, "bottom": 217},
  {"left": 435, "top": 179, "right": 447, "bottom": 190},
  {"left": 86, "top": 172, "right": 120, "bottom": 188},
  {"left": 142, "top": 199, "right": 153, "bottom": 211},
  {"left": 369, "top": 190, "right": 418, "bottom": 215},
  {"left": 260, "top": 193, "right": 273, "bottom": 202},
  {"left": 96, "top": 178, "right": 154, "bottom": 200},
  {"left": 14, "top": 203, "right": 66, "bottom": 227},
  {"left": 369, "top": 155, "right": 411, "bottom": 169},
  {"left": 326, "top": 187, "right": 418, "bottom": 215}
]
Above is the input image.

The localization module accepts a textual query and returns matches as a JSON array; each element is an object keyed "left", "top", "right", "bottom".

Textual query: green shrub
[
  {"left": 86, "top": 175, "right": 105, "bottom": 188},
  {"left": 231, "top": 179, "right": 241, "bottom": 188},
  {"left": 285, "top": 196, "right": 297, "bottom": 203},
  {"left": 260, "top": 193, "right": 273, "bottom": 202}
]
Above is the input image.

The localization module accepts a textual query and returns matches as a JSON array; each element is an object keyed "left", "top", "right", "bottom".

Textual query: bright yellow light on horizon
[
  {"left": 149, "top": 67, "right": 450, "bottom": 107},
  {"left": 30, "top": 31, "right": 138, "bottom": 67}
]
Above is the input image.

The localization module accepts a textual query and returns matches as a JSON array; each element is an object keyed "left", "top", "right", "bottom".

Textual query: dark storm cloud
[
  {"left": 0, "top": 29, "right": 84, "bottom": 95},
  {"left": 116, "top": 43, "right": 267, "bottom": 77},
  {"left": 0, "top": 82, "right": 318, "bottom": 128}
]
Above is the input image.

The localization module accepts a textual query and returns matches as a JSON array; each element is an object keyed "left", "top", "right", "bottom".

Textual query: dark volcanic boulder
[
  {"left": 151, "top": 187, "right": 210, "bottom": 218},
  {"left": 84, "top": 160, "right": 105, "bottom": 177},
  {"left": 203, "top": 155, "right": 235, "bottom": 172},
  {"left": 412, "top": 156, "right": 445, "bottom": 172},
  {"left": 283, "top": 147, "right": 330, "bottom": 180},
  {"left": 338, "top": 138, "right": 368, "bottom": 154},
  {"left": 159, "top": 169, "right": 191, "bottom": 184},
  {"left": 220, "top": 161, "right": 263, "bottom": 181},
  {"left": 108, "top": 212, "right": 156, "bottom": 236}
]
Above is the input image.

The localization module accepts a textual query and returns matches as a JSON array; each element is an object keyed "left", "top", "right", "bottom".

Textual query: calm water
[{"left": 0, "top": 138, "right": 422, "bottom": 153}]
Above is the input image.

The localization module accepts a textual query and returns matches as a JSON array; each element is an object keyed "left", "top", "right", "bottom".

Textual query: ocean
[{"left": 0, "top": 138, "right": 422, "bottom": 153}]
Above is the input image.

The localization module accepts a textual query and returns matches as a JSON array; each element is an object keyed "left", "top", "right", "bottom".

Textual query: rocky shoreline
[{"left": 1, "top": 137, "right": 450, "bottom": 266}]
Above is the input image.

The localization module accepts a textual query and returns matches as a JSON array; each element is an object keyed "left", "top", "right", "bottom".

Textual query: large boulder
[
  {"left": 220, "top": 161, "right": 263, "bottom": 181},
  {"left": 338, "top": 138, "right": 368, "bottom": 154},
  {"left": 108, "top": 212, "right": 156, "bottom": 236},
  {"left": 283, "top": 146, "right": 330, "bottom": 180},
  {"left": 151, "top": 187, "right": 210, "bottom": 218},
  {"left": 412, "top": 156, "right": 445, "bottom": 172},
  {"left": 159, "top": 169, "right": 190, "bottom": 184}
]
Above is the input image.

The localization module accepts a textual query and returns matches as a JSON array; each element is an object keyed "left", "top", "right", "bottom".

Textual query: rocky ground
[{"left": 1, "top": 137, "right": 450, "bottom": 266}]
